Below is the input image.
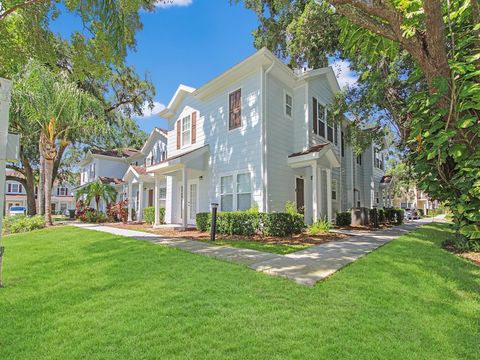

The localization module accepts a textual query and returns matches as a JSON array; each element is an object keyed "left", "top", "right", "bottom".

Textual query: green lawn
[
  {"left": 198, "top": 238, "right": 310, "bottom": 254},
  {"left": 0, "top": 223, "right": 478, "bottom": 359}
]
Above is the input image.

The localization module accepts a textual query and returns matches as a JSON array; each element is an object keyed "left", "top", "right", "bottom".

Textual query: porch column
[
  {"left": 326, "top": 168, "right": 332, "bottom": 221},
  {"left": 127, "top": 181, "right": 133, "bottom": 222},
  {"left": 154, "top": 174, "right": 160, "bottom": 226},
  {"left": 312, "top": 162, "right": 318, "bottom": 222},
  {"left": 138, "top": 180, "right": 144, "bottom": 221},
  {"left": 182, "top": 166, "right": 188, "bottom": 229}
]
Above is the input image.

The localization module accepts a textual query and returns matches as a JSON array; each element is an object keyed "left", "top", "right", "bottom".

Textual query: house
[
  {"left": 392, "top": 186, "right": 439, "bottom": 214},
  {"left": 77, "top": 128, "right": 168, "bottom": 221},
  {"left": 4, "top": 170, "right": 76, "bottom": 215},
  {"left": 144, "top": 48, "right": 388, "bottom": 228}
]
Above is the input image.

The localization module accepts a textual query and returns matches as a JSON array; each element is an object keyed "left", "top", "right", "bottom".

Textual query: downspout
[{"left": 262, "top": 58, "right": 275, "bottom": 213}]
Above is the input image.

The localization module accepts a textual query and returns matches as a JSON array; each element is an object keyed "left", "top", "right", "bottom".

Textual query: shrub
[
  {"left": 417, "top": 208, "right": 424, "bottom": 217},
  {"left": 385, "top": 208, "right": 404, "bottom": 224},
  {"left": 107, "top": 200, "right": 128, "bottom": 223},
  {"left": 284, "top": 201, "right": 298, "bottom": 215},
  {"left": 216, "top": 212, "right": 259, "bottom": 236},
  {"left": 309, "top": 217, "right": 332, "bottom": 235},
  {"left": 261, "top": 213, "right": 304, "bottom": 237},
  {"left": 196, "top": 212, "right": 210, "bottom": 232},
  {"left": 336, "top": 212, "right": 352, "bottom": 227},
  {"left": 3, "top": 215, "right": 45, "bottom": 235},
  {"left": 443, "top": 234, "right": 480, "bottom": 252},
  {"left": 144, "top": 207, "right": 155, "bottom": 224},
  {"left": 378, "top": 209, "right": 386, "bottom": 223},
  {"left": 159, "top": 208, "right": 165, "bottom": 224},
  {"left": 81, "top": 210, "right": 107, "bottom": 223}
]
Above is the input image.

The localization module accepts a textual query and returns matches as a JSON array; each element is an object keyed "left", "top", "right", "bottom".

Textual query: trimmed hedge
[
  {"left": 195, "top": 211, "right": 305, "bottom": 237},
  {"left": 3, "top": 215, "right": 45, "bottom": 235},
  {"left": 144, "top": 207, "right": 165, "bottom": 225},
  {"left": 336, "top": 212, "right": 352, "bottom": 226},
  {"left": 385, "top": 208, "right": 404, "bottom": 225}
]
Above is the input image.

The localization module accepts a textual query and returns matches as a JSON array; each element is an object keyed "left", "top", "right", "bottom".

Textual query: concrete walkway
[{"left": 72, "top": 218, "right": 435, "bottom": 286}]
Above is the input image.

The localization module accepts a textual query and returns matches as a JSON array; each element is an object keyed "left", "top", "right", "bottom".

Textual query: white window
[
  {"left": 182, "top": 115, "right": 191, "bottom": 147},
  {"left": 327, "top": 113, "right": 334, "bottom": 142},
  {"left": 57, "top": 187, "right": 68, "bottom": 196},
  {"left": 332, "top": 180, "right": 337, "bottom": 201},
  {"left": 236, "top": 173, "right": 252, "bottom": 211},
  {"left": 90, "top": 163, "right": 96, "bottom": 178},
  {"left": 220, "top": 175, "right": 234, "bottom": 211},
  {"left": 317, "top": 102, "right": 326, "bottom": 138},
  {"left": 9, "top": 183, "right": 21, "bottom": 193},
  {"left": 159, "top": 187, "right": 167, "bottom": 200},
  {"left": 285, "top": 93, "right": 292, "bottom": 117}
]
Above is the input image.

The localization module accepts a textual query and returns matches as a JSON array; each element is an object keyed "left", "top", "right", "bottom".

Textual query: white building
[
  {"left": 143, "top": 48, "right": 387, "bottom": 228},
  {"left": 77, "top": 128, "right": 168, "bottom": 221}
]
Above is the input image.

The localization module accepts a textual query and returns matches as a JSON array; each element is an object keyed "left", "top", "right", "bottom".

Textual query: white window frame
[
  {"left": 181, "top": 114, "right": 192, "bottom": 148},
  {"left": 332, "top": 179, "right": 337, "bottom": 201},
  {"left": 285, "top": 91, "right": 293, "bottom": 118},
  {"left": 10, "top": 183, "right": 21, "bottom": 193},
  {"left": 57, "top": 187, "right": 68, "bottom": 196},
  {"left": 219, "top": 171, "right": 253, "bottom": 211},
  {"left": 316, "top": 100, "right": 326, "bottom": 138},
  {"left": 159, "top": 187, "right": 167, "bottom": 200},
  {"left": 220, "top": 175, "right": 234, "bottom": 212}
]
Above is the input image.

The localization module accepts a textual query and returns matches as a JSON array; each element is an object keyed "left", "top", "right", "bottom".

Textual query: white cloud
[
  {"left": 330, "top": 59, "right": 358, "bottom": 89},
  {"left": 156, "top": 0, "right": 193, "bottom": 8},
  {"left": 141, "top": 101, "right": 165, "bottom": 118}
]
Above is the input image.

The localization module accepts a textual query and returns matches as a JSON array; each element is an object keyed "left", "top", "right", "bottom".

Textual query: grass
[
  {"left": 0, "top": 223, "right": 478, "bottom": 359},
  {"left": 197, "top": 238, "right": 310, "bottom": 254}
]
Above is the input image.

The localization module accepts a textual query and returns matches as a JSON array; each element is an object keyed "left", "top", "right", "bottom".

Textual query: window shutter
[
  {"left": 7, "top": 183, "right": 11, "bottom": 193},
  {"left": 229, "top": 89, "right": 241, "bottom": 130},
  {"left": 19, "top": 184, "right": 22, "bottom": 193},
  {"left": 191, "top": 112, "right": 196, "bottom": 144},
  {"left": 176, "top": 120, "right": 181, "bottom": 149},
  {"left": 313, "top": 97, "right": 318, "bottom": 134}
]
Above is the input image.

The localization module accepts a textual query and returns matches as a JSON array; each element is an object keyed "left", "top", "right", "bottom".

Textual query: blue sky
[{"left": 50, "top": 0, "right": 357, "bottom": 134}]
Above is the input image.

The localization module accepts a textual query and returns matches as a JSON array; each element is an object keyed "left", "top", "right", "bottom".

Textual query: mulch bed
[
  {"left": 443, "top": 242, "right": 480, "bottom": 267},
  {"left": 336, "top": 223, "right": 396, "bottom": 232},
  {"left": 106, "top": 222, "right": 348, "bottom": 246}
]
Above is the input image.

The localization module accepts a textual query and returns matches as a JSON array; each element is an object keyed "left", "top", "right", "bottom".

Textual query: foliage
[
  {"left": 335, "top": 211, "right": 352, "bottom": 227},
  {"left": 261, "top": 213, "right": 305, "bottom": 237},
  {"left": 2, "top": 215, "right": 45, "bottom": 234},
  {"left": 106, "top": 200, "right": 128, "bottom": 223},
  {"left": 309, "top": 218, "right": 332, "bottom": 235},
  {"left": 284, "top": 201, "right": 299, "bottom": 216},
  {"left": 196, "top": 212, "right": 211, "bottom": 232},
  {"left": 196, "top": 211, "right": 304, "bottom": 237},
  {"left": 75, "top": 179, "right": 118, "bottom": 213},
  {"left": 384, "top": 208, "right": 404, "bottom": 225},
  {"left": 143, "top": 206, "right": 165, "bottom": 225},
  {"left": 78, "top": 209, "right": 108, "bottom": 223},
  {"left": 378, "top": 209, "right": 386, "bottom": 223},
  {"left": 443, "top": 233, "right": 480, "bottom": 253}
]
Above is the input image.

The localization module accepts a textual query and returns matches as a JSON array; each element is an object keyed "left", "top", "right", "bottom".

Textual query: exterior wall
[
  {"left": 80, "top": 157, "right": 130, "bottom": 185},
  {"left": 164, "top": 71, "right": 264, "bottom": 219},
  {"left": 145, "top": 133, "right": 168, "bottom": 166}
]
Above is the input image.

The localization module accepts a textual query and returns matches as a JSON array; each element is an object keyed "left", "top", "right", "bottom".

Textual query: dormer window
[{"left": 182, "top": 115, "right": 191, "bottom": 147}]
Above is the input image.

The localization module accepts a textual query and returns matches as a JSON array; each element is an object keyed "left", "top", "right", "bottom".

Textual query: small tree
[{"left": 76, "top": 180, "right": 118, "bottom": 214}]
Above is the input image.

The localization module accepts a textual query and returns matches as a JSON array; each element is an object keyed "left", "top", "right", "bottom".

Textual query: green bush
[
  {"left": 196, "top": 212, "right": 210, "bottom": 232},
  {"left": 417, "top": 208, "right": 424, "bottom": 217},
  {"left": 144, "top": 207, "right": 155, "bottom": 224},
  {"left": 443, "top": 234, "right": 480, "bottom": 252},
  {"left": 261, "top": 213, "right": 304, "bottom": 237},
  {"left": 196, "top": 210, "right": 304, "bottom": 237},
  {"left": 3, "top": 215, "right": 45, "bottom": 235},
  {"left": 385, "top": 208, "right": 404, "bottom": 225},
  {"left": 81, "top": 210, "right": 108, "bottom": 223},
  {"left": 378, "top": 209, "right": 386, "bottom": 223},
  {"left": 336, "top": 212, "right": 352, "bottom": 227},
  {"left": 309, "top": 217, "right": 332, "bottom": 235},
  {"left": 216, "top": 212, "right": 259, "bottom": 236}
]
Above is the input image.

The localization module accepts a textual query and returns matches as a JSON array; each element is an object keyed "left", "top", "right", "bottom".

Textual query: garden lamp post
[{"left": 210, "top": 203, "right": 218, "bottom": 242}]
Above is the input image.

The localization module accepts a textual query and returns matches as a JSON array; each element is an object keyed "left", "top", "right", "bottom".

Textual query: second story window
[
  {"left": 313, "top": 98, "right": 326, "bottom": 138},
  {"left": 327, "top": 116, "right": 334, "bottom": 143},
  {"left": 341, "top": 131, "right": 345, "bottom": 157},
  {"left": 285, "top": 93, "right": 292, "bottom": 117},
  {"left": 374, "top": 148, "right": 384, "bottom": 169},
  {"left": 182, "top": 115, "right": 191, "bottom": 147},
  {"left": 7, "top": 183, "right": 22, "bottom": 193},
  {"left": 57, "top": 187, "right": 68, "bottom": 196},
  {"left": 229, "top": 89, "right": 242, "bottom": 130},
  {"left": 356, "top": 153, "right": 362, "bottom": 165}
]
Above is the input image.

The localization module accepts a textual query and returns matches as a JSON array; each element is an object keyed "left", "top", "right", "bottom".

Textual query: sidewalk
[{"left": 72, "top": 219, "right": 432, "bottom": 286}]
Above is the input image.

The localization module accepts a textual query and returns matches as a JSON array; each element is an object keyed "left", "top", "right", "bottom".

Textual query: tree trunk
[
  {"left": 23, "top": 160, "right": 37, "bottom": 216},
  {"left": 52, "top": 142, "right": 68, "bottom": 188},
  {"left": 44, "top": 157, "right": 54, "bottom": 226},
  {"left": 38, "top": 149, "right": 45, "bottom": 216}
]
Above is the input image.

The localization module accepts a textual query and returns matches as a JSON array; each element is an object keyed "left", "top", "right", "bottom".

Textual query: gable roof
[
  {"left": 99, "top": 176, "right": 124, "bottom": 185},
  {"left": 140, "top": 128, "right": 168, "bottom": 154},
  {"left": 159, "top": 47, "right": 340, "bottom": 119},
  {"left": 288, "top": 144, "right": 329, "bottom": 158},
  {"left": 91, "top": 148, "right": 141, "bottom": 158}
]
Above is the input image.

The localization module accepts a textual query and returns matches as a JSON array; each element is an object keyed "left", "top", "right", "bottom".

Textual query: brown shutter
[
  {"left": 191, "top": 112, "right": 196, "bottom": 144},
  {"left": 229, "top": 89, "right": 241, "bottom": 130},
  {"left": 7, "top": 183, "right": 11, "bottom": 193},
  {"left": 176, "top": 120, "right": 181, "bottom": 149},
  {"left": 313, "top": 97, "right": 318, "bottom": 134}
]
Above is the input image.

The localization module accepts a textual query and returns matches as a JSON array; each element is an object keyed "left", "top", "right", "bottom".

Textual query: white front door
[{"left": 188, "top": 180, "right": 198, "bottom": 224}]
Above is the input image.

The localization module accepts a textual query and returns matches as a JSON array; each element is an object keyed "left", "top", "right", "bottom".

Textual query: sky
[{"left": 50, "top": 0, "right": 357, "bottom": 134}]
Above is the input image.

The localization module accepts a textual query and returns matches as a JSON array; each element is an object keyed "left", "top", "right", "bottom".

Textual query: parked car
[
  {"left": 404, "top": 208, "right": 420, "bottom": 220},
  {"left": 9, "top": 206, "right": 26, "bottom": 216}
]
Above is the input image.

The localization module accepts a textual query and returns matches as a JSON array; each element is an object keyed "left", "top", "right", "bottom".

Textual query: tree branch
[{"left": 0, "top": 0, "right": 49, "bottom": 21}]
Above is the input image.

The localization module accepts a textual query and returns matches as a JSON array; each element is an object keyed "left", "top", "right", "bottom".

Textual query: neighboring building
[
  {"left": 77, "top": 128, "right": 168, "bottom": 221},
  {"left": 4, "top": 170, "right": 76, "bottom": 215},
  {"left": 392, "top": 187, "right": 439, "bottom": 214},
  {"left": 143, "top": 48, "right": 388, "bottom": 227}
]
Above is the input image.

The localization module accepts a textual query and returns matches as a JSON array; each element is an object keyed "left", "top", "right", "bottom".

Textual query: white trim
[
  {"left": 284, "top": 89, "right": 293, "bottom": 118},
  {"left": 218, "top": 170, "right": 253, "bottom": 212}
]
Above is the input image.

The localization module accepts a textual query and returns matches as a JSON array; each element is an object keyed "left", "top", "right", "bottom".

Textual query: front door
[
  {"left": 296, "top": 178, "right": 305, "bottom": 214},
  {"left": 148, "top": 189, "right": 154, "bottom": 207},
  {"left": 188, "top": 181, "right": 198, "bottom": 223}
]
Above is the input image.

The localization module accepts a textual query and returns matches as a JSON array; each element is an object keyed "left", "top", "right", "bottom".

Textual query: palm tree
[
  {"left": 76, "top": 180, "right": 118, "bottom": 214},
  {"left": 12, "top": 60, "right": 104, "bottom": 225}
]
